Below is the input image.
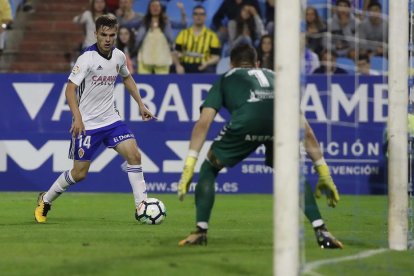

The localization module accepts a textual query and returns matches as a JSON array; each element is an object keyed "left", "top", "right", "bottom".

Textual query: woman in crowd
[
  {"left": 305, "top": 6, "right": 326, "bottom": 56},
  {"left": 134, "top": 0, "right": 174, "bottom": 74},
  {"left": 73, "top": 0, "right": 110, "bottom": 50},
  {"left": 228, "top": 4, "right": 265, "bottom": 52},
  {"left": 116, "top": 26, "right": 137, "bottom": 72},
  {"left": 257, "top": 34, "right": 274, "bottom": 70}
]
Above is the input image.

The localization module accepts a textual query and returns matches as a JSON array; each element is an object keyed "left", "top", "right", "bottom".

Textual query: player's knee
[
  {"left": 126, "top": 150, "right": 141, "bottom": 164},
  {"left": 71, "top": 169, "right": 88, "bottom": 182},
  {"left": 207, "top": 151, "right": 224, "bottom": 170}
]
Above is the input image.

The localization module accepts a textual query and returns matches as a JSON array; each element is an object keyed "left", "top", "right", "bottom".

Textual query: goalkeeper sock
[
  {"left": 195, "top": 160, "right": 220, "bottom": 223},
  {"left": 44, "top": 170, "right": 76, "bottom": 203},
  {"left": 126, "top": 164, "right": 147, "bottom": 208},
  {"left": 196, "top": 225, "right": 208, "bottom": 233},
  {"left": 303, "top": 180, "right": 323, "bottom": 223}
]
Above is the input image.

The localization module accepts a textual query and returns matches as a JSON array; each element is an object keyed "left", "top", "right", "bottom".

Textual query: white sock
[
  {"left": 44, "top": 170, "right": 76, "bottom": 203},
  {"left": 197, "top": 222, "right": 208, "bottom": 230},
  {"left": 126, "top": 164, "right": 147, "bottom": 208},
  {"left": 312, "top": 219, "right": 324, "bottom": 228}
]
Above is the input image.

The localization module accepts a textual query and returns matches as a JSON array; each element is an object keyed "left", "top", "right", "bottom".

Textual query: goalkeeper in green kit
[{"left": 177, "top": 44, "right": 343, "bottom": 249}]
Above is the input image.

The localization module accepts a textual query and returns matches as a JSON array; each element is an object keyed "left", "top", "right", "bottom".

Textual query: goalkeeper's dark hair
[
  {"left": 95, "top": 14, "right": 118, "bottom": 31},
  {"left": 230, "top": 43, "right": 257, "bottom": 67}
]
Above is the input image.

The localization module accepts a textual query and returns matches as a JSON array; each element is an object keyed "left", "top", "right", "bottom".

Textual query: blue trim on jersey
[
  {"left": 64, "top": 170, "right": 76, "bottom": 185},
  {"left": 82, "top": 43, "right": 116, "bottom": 60}
]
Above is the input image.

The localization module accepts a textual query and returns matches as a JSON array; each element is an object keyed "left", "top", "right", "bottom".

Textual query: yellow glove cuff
[
  {"left": 408, "top": 113, "right": 414, "bottom": 136},
  {"left": 185, "top": 156, "right": 197, "bottom": 167},
  {"left": 315, "top": 164, "right": 330, "bottom": 177}
]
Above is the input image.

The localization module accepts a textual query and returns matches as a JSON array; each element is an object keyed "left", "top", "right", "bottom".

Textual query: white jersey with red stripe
[{"left": 68, "top": 44, "right": 130, "bottom": 130}]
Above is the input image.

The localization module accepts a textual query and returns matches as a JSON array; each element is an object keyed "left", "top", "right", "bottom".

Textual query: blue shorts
[{"left": 68, "top": 121, "right": 135, "bottom": 161}]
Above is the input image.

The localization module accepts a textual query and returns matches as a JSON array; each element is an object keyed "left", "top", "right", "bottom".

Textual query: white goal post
[
  {"left": 388, "top": 0, "right": 409, "bottom": 251},
  {"left": 274, "top": 0, "right": 410, "bottom": 274},
  {"left": 274, "top": 0, "right": 302, "bottom": 275}
]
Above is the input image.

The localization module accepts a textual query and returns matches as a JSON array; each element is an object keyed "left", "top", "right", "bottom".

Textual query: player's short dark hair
[
  {"left": 230, "top": 44, "right": 257, "bottom": 67},
  {"left": 95, "top": 14, "right": 118, "bottom": 31}
]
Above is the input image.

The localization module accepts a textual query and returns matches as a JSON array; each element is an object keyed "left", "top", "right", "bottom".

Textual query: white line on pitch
[
  {"left": 302, "top": 248, "right": 388, "bottom": 275},
  {"left": 244, "top": 158, "right": 379, "bottom": 163}
]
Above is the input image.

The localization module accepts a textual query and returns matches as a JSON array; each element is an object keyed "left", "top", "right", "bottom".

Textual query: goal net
[{"left": 274, "top": 0, "right": 412, "bottom": 274}]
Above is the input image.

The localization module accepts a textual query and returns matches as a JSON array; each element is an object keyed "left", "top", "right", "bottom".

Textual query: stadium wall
[{"left": 0, "top": 74, "right": 388, "bottom": 194}]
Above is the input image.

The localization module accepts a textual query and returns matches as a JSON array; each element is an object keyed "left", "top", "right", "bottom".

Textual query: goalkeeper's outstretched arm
[
  {"left": 177, "top": 107, "right": 217, "bottom": 201},
  {"left": 303, "top": 116, "right": 340, "bottom": 207}
]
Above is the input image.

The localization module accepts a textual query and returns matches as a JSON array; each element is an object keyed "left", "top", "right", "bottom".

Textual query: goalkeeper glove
[
  {"left": 314, "top": 160, "right": 340, "bottom": 208},
  {"left": 178, "top": 151, "right": 198, "bottom": 201}
]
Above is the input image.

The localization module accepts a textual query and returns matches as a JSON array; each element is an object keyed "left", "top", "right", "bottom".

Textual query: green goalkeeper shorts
[{"left": 210, "top": 118, "right": 273, "bottom": 168}]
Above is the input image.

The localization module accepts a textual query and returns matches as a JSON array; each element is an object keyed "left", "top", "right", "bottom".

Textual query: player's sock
[
  {"left": 195, "top": 160, "right": 220, "bottom": 223},
  {"left": 126, "top": 164, "right": 147, "bottom": 208},
  {"left": 43, "top": 170, "right": 76, "bottom": 203},
  {"left": 196, "top": 222, "right": 208, "bottom": 231},
  {"left": 303, "top": 181, "right": 323, "bottom": 222}
]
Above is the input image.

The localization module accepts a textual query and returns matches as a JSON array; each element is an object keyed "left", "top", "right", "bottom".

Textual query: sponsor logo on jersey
[
  {"left": 247, "top": 89, "right": 274, "bottom": 102},
  {"left": 72, "top": 65, "right": 80, "bottom": 74},
  {"left": 91, "top": 75, "right": 117, "bottom": 85}
]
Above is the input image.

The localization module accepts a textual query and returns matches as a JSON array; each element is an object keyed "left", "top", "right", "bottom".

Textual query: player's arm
[
  {"left": 178, "top": 107, "right": 217, "bottom": 201},
  {"left": 303, "top": 116, "right": 340, "bottom": 207},
  {"left": 122, "top": 74, "right": 157, "bottom": 121},
  {"left": 65, "top": 80, "right": 85, "bottom": 137}
]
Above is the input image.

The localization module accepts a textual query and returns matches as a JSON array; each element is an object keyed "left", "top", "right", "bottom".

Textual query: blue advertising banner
[{"left": 0, "top": 74, "right": 388, "bottom": 194}]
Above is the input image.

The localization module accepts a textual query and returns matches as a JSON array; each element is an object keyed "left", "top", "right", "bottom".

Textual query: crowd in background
[{"left": 2, "top": 0, "right": 391, "bottom": 75}]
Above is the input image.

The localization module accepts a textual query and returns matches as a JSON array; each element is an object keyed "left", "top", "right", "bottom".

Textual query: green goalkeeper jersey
[{"left": 202, "top": 67, "right": 274, "bottom": 121}]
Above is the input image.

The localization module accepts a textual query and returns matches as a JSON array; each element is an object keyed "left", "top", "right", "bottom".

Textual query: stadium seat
[
  {"left": 370, "top": 56, "right": 388, "bottom": 74},
  {"left": 133, "top": 0, "right": 151, "bottom": 14},
  {"left": 336, "top": 57, "right": 355, "bottom": 73},
  {"left": 216, "top": 57, "right": 230, "bottom": 74}
]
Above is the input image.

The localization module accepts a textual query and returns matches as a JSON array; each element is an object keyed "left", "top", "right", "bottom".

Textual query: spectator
[
  {"left": 324, "top": 0, "right": 358, "bottom": 58},
  {"left": 257, "top": 34, "right": 274, "bottom": 70},
  {"left": 313, "top": 49, "right": 348, "bottom": 74},
  {"left": 212, "top": 0, "right": 261, "bottom": 44},
  {"left": 135, "top": 0, "right": 174, "bottom": 74},
  {"left": 116, "top": 0, "right": 143, "bottom": 30},
  {"left": 73, "top": 0, "right": 109, "bottom": 50},
  {"left": 0, "top": 0, "right": 12, "bottom": 55},
  {"left": 106, "top": 0, "right": 119, "bottom": 14},
  {"left": 303, "top": 48, "right": 321, "bottom": 75},
  {"left": 228, "top": 4, "right": 265, "bottom": 51},
  {"left": 117, "top": 26, "right": 137, "bottom": 72},
  {"left": 167, "top": 1, "right": 188, "bottom": 30},
  {"left": 305, "top": 6, "right": 326, "bottom": 56},
  {"left": 16, "top": 0, "right": 34, "bottom": 13},
  {"left": 331, "top": 0, "right": 371, "bottom": 18},
  {"left": 358, "top": 1, "right": 388, "bottom": 57},
  {"left": 264, "top": 0, "right": 275, "bottom": 36},
  {"left": 173, "top": 5, "right": 221, "bottom": 74},
  {"left": 356, "top": 52, "right": 380, "bottom": 75}
]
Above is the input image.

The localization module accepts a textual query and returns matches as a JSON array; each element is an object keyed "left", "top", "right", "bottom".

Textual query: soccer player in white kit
[{"left": 34, "top": 14, "right": 156, "bottom": 223}]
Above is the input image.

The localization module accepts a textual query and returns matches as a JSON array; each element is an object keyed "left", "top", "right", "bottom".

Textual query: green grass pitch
[{"left": 1, "top": 192, "right": 413, "bottom": 275}]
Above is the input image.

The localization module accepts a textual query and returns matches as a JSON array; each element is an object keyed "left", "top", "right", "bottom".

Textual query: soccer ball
[{"left": 135, "top": 198, "right": 167, "bottom": 225}]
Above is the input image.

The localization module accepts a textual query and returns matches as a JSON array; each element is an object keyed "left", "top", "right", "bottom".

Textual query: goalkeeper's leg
[
  {"left": 179, "top": 160, "right": 220, "bottom": 246},
  {"left": 304, "top": 181, "right": 343, "bottom": 249}
]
